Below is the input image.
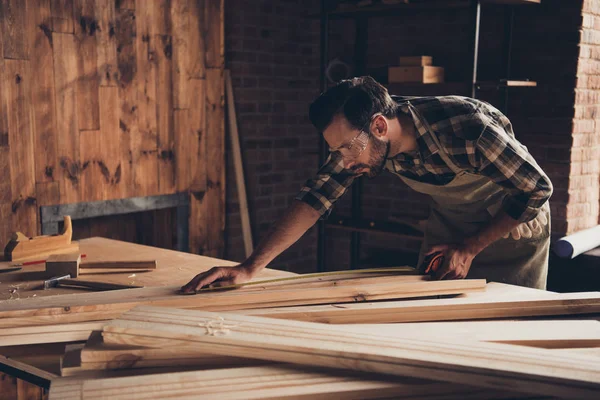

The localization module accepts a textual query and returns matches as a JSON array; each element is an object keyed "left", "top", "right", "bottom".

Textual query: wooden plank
[
  {"left": 0, "top": 372, "right": 18, "bottom": 400},
  {"left": 246, "top": 291, "right": 600, "bottom": 324},
  {"left": 135, "top": 0, "right": 169, "bottom": 36},
  {"left": 0, "top": 356, "right": 57, "bottom": 389},
  {"left": 0, "top": 322, "right": 105, "bottom": 346},
  {"left": 35, "top": 183, "right": 60, "bottom": 208},
  {"left": 225, "top": 70, "right": 253, "bottom": 257},
  {"left": 79, "top": 130, "right": 105, "bottom": 201},
  {"left": 204, "top": 68, "right": 225, "bottom": 257},
  {"left": 174, "top": 109, "right": 191, "bottom": 191},
  {"left": 53, "top": 33, "right": 80, "bottom": 204},
  {"left": 4, "top": 60, "right": 37, "bottom": 237},
  {"left": 156, "top": 33, "right": 176, "bottom": 194},
  {"left": 103, "top": 305, "right": 600, "bottom": 399},
  {"left": 1, "top": 0, "right": 28, "bottom": 59},
  {"left": 30, "top": 0, "right": 59, "bottom": 184},
  {"left": 115, "top": 6, "right": 136, "bottom": 199},
  {"left": 98, "top": 86, "right": 122, "bottom": 199},
  {"left": 73, "top": 0, "right": 100, "bottom": 131},
  {"left": 189, "top": 0, "right": 206, "bottom": 78},
  {"left": 115, "top": 0, "right": 135, "bottom": 9},
  {"left": 17, "top": 379, "right": 45, "bottom": 400},
  {"left": 48, "top": 363, "right": 526, "bottom": 400},
  {"left": 346, "top": 320, "right": 600, "bottom": 349},
  {"left": 81, "top": 260, "right": 157, "bottom": 270},
  {"left": 95, "top": 0, "right": 118, "bottom": 87},
  {"left": 133, "top": 10, "right": 158, "bottom": 196},
  {"left": 170, "top": 0, "right": 190, "bottom": 109},
  {"left": 0, "top": 277, "right": 487, "bottom": 328},
  {"left": 204, "top": 0, "right": 223, "bottom": 69},
  {"left": 50, "top": 0, "right": 74, "bottom": 33}
]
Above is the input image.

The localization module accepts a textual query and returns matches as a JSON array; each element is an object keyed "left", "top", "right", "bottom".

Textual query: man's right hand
[{"left": 179, "top": 264, "right": 254, "bottom": 294}]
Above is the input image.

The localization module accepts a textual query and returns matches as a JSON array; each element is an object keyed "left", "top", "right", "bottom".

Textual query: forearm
[
  {"left": 243, "top": 200, "right": 321, "bottom": 274},
  {"left": 464, "top": 209, "right": 520, "bottom": 254}
]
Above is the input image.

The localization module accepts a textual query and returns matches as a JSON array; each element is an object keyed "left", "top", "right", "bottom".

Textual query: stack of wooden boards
[
  {"left": 388, "top": 55, "right": 445, "bottom": 84},
  {"left": 1, "top": 271, "right": 600, "bottom": 399}
]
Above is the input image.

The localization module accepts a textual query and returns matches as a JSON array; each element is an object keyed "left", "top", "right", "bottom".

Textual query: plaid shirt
[{"left": 295, "top": 95, "right": 553, "bottom": 223}]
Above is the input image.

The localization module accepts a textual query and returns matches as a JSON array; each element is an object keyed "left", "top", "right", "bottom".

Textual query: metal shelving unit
[{"left": 315, "top": 0, "right": 540, "bottom": 272}]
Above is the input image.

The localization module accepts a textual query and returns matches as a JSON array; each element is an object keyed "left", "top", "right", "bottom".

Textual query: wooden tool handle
[
  {"left": 79, "top": 261, "right": 157, "bottom": 270},
  {"left": 57, "top": 279, "right": 143, "bottom": 290}
]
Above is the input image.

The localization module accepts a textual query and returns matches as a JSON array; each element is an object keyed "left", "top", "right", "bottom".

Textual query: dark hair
[{"left": 309, "top": 76, "right": 398, "bottom": 132}]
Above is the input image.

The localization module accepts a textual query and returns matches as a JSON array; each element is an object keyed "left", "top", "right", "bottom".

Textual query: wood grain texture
[
  {"left": 156, "top": 33, "right": 176, "bottom": 194},
  {"left": 170, "top": 0, "right": 190, "bottom": 109},
  {"left": 204, "top": 0, "right": 223, "bottom": 69},
  {"left": 73, "top": 0, "right": 100, "bottom": 130},
  {"left": 98, "top": 86, "right": 122, "bottom": 199},
  {"left": 17, "top": 378, "right": 45, "bottom": 400},
  {"left": 4, "top": 59, "right": 37, "bottom": 237},
  {"left": 50, "top": 0, "right": 74, "bottom": 33},
  {"left": 204, "top": 68, "right": 225, "bottom": 257},
  {"left": 135, "top": 0, "right": 169, "bottom": 36},
  {"left": 134, "top": 13, "right": 159, "bottom": 196},
  {"left": 115, "top": 6, "right": 136, "bottom": 199},
  {"left": 0, "top": 372, "right": 18, "bottom": 400},
  {"left": 189, "top": 0, "right": 206, "bottom": 78},
  {"left": 95, "top": 0, "right": 118, "bottom": 87},
  {"left": 103, "top": 305, "right": 600, "bottom": 399},
  {"left": 1, "top": 0, "right": 28, "bottom": 59},
  {"left": 30, "top": 0, "right": 59, "bottom": 184},
  {"left": 52, "top": 32, "right": 80, "bottom": 204}
]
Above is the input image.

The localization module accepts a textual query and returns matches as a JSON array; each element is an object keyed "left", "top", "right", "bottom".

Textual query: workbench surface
[{"left": 0, "top": 237, "right": 296, "bottom": 300}]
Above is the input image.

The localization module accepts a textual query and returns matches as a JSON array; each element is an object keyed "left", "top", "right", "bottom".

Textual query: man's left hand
[{"left": 424, "top": 244, "right": 480, "bottom": 280}]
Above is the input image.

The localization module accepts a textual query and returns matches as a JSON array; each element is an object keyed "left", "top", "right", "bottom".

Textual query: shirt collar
[{"left": 390, "top": 97, "right": 439, "bottom": 163}]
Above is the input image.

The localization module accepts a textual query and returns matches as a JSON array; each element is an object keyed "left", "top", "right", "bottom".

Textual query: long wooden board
[
  {"left": 0, "top": 321, "right": 105, "bottom": 347},
  {"left": 244, "top": 290, "right": 600, "bottom": 324},
  {"left": 102, "top": 305, "right": 600, "bottom": 399},
  {"left": 0, "top": 277, "right": 487, "bottom": 328},
  {"left": 49, "top": 363, "right": 528, "bottom": 400}
]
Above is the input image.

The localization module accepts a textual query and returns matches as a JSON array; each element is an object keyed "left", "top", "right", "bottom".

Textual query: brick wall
[
  {"left": 569, "top": 0, "right": 600, "bottom": 233},
  {"left": 224, "top": 0, "right": 321, "bottom": 273}
]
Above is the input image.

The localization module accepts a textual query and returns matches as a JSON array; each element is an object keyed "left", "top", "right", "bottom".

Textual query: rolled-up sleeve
[
  {"left": 295, "top": 152, "right": 355, "bottom": 218},
  {"left": 474, "top": 114, "right": 553, "bottom": 223}
]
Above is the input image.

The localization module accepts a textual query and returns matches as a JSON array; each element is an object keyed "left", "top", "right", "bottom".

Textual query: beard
[{"left": 349, "top": 137, "right": 390, "bottom": 178}]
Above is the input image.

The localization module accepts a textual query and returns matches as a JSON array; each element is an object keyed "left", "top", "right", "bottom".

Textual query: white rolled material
[{"left": 554, "top": 225, "right": 600, "bottom": 259}]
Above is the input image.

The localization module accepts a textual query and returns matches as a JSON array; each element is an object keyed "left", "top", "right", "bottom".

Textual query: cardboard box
[
  {"left": 398, "top": 56, "right": 433, "bottom": 66},
  {"left": 388, "top": 66, "right": 445, "bottom": 84}
]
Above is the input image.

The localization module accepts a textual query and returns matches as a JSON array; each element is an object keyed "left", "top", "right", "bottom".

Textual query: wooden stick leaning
[{"left": 100, "top": 305, "right": 600, "bottom": 399}]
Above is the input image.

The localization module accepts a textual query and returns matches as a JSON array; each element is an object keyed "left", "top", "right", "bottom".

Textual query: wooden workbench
[
  {"left": 0, "top": 238, "right": 591, "bottom": 399},
  {"left": 0, "top": 237, "right": 296, "bottom": 300}
]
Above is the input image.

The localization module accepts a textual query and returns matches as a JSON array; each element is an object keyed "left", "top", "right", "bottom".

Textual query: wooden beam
[
  {"left": 0, "top": 322, "right": 105, "bottom": 346},
  {"left": 102, "top": 305, "right": 600, "bottom": 399},
  {"left": 245, "top": 291, "right": 600, "bottom": 324},
  {"left": 48, "top": 363, "right": 526, "bottom": 400},
  {"left": 0, "top": 277, "right": 487, "bottom": 328}
]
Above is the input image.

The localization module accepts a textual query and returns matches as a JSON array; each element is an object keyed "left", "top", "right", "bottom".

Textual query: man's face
[{"left": 323, "top": 114, "right": 390, "bottom": 178}]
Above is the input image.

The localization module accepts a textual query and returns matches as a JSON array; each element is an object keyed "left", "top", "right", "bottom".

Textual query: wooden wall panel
[
  {"left": 73, "top": 0, "right": 100, "bottom": 130},
  {"left": 4, "top": 59, "right": 37, "bottom": 238},
  {"left": 0, "top": 0, "right": 225, "bottom": 256},
  {"left": 204, "top": 0, "right": 223, "bottom": 69},
  {"left": 95, "top": 0, "right": 119, "bottom": 87},
  {"left": 30, "top": 0, "right": 58, "bottom": 184},
  {"left": 52, "top": 32, "right": 80, "bottom": 204},
  {"left": 115, "top": 5, "right": 136, "bottom": 199},
  {"left": 204, "top": 68, "right": 225, "bottom": 258},
  {"left": 51, "top": 0, "right": 74, "bottom": 33},
  {"left": 171, "top": 0, "right": 190, "bottom": 109},
  {"left": 1, "top": 0, "right": 28, "bottom": 59},
  {"left": 156, "top": 33, "right": 176, "bottom": 194},
  {"left": 134, "top": 5, "right": 159, "bottom": 197}
]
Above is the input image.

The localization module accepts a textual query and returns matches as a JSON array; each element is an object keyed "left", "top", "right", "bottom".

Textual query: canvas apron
[{"left": 389, "top": 104, "right": 551, "bottom": 289}]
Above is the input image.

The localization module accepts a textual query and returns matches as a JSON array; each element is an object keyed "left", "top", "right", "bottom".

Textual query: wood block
[
  {"left": 398, "top": 56, "right": 432, "bottom": 66},
  {"left": 388, "top": 66, "right": 444, "bottom": 84},
  {"left": 46, "top": 252, "right": 82, "bottom": 278},
  {"left": 80, "top": 260, "right": 157, "bottom": 270}
]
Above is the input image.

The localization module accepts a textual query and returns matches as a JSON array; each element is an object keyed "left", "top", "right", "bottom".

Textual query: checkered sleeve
[
  {"left": 474, "top": 114, "right": 553, "bottom": 223},
  {"left": 295, "top": 152, "right": 356, "bottom": 218}
]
